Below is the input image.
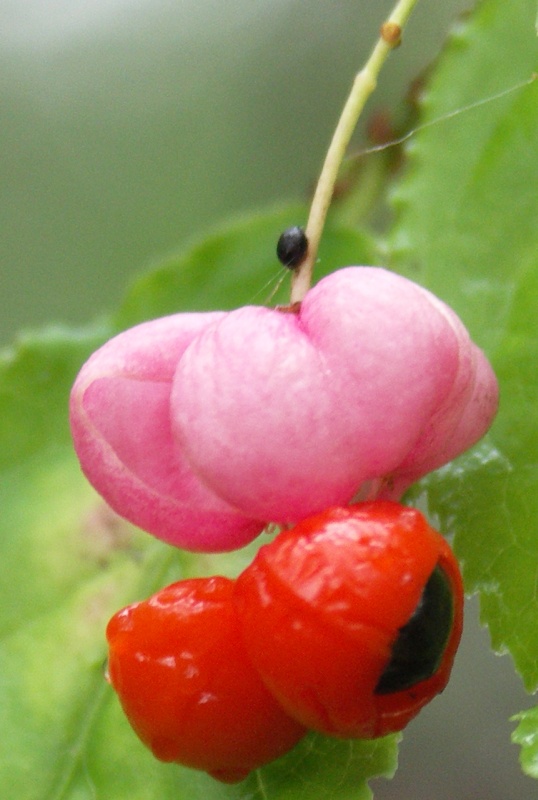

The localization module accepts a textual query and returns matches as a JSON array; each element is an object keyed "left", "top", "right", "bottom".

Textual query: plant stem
[{"left": 290, "top": 0, "right": 420, "bottom": 304}]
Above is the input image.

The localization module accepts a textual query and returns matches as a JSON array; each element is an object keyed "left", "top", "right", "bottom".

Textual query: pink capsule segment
[{"left": 70, "top": 267, "right": 498, "bottom": 552}]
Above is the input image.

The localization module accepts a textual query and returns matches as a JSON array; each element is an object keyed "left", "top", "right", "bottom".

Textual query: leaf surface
[{"left": 388, "top": 0, "right": 538, "bottom": 777}]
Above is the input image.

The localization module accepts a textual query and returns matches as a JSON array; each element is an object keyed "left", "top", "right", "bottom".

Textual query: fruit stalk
[{"left": 290, "top": 0, "right": 420, "bottom": 303}]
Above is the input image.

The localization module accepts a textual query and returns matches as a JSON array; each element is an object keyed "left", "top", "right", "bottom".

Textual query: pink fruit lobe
[{"left": 70, "top": 267, "right": 498, "bottom": 552}]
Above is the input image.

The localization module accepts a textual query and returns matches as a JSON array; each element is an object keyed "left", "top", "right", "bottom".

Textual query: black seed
[
  {"left": 276, "top": 226, "right": 308, "bottom": 269},
  {"left": 374, "top": 564, "right": 454, "bottom": 695}
]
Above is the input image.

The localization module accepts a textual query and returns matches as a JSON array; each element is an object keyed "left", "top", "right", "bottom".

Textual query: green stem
[{"left": 290, "top": 0, "right": 420, "bottom": 304}]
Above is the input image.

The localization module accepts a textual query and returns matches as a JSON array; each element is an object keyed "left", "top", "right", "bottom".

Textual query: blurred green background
[
  {"left": 0, "top": 1, "right": 534, "bottom": 798},
  {"left": 2, "top": 0, "right": 472, "bottom": 343}
]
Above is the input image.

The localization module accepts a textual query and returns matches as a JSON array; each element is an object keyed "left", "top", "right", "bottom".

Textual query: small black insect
[{"left": 276, "top": 226, "right": 308, "bottom": 269}]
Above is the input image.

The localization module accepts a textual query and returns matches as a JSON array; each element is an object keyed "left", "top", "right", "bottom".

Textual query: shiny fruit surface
[
  {"left": 106, "top": 576, "right": 306, "bottom": 783},
  {"left": 234, "top": 501, "right": 464, "bottom": 738}
]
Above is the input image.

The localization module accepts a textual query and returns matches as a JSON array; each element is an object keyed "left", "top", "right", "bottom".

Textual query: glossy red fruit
[
  {"left": 106, "top": 576, "right": 306, "bottom": 783},
  {"left": 234, "top": 501, "right": 463, "bottom": 739}
]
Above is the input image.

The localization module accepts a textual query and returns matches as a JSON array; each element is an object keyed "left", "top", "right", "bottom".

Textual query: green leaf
[
  {"left": 0, "top": 326, "right": 109, "bottom": 467},
  {"left": 86, "top": 726, "right": 398, "bottom": 800},
  {"left": 513, "top": 707, "right": 538, "bottom": 780},
  {"left": 389, "top": 0, "right": 538, "bottom": 351},
  {"left": 0, "top": 212, "right": 394, "bottom": 800},
  {"left": 387, "top": 0, "right": 538, "bottom": 769}
]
